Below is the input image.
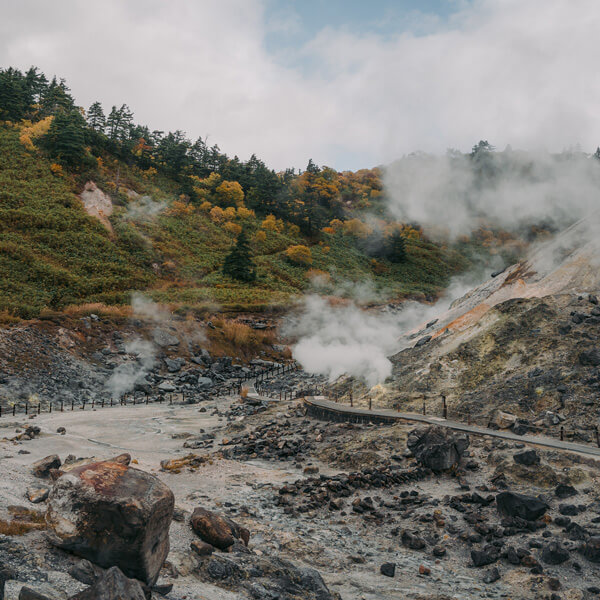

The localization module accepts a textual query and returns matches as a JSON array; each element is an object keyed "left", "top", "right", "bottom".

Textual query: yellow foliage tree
[
  {"left": 322, "top": 226, "right": 335, "bottom": 235},
  {"left": 143, "top": 167, "right": 157, "bottom": 179},
  {"left": 19, "top": 116, "right": 53, "bottom": 151},
  {"left": 343, "top": 218, "right": 372, "bottom": 238},
  {"left": 254, "top": 230, "right": 267, "bottom": 243},
  {"left": 191, "top": 172, "right": 222, "bottom": 201},
  {"left": 216, "top": 180, "right": 244, "bottom": 207},
  {"left": 237, "top": 205, "right": 255, "bottom": 219},
  {"left": 224, "top": 221, "right": 243, "bottom": 236},
  {"left": 49, "top": 163, "right": 64, "bottom": 176},
  {"left": 286, "top": 245, "right": 312, "bottom": 266},
  {"left": 330, "top": 218, "right": 344, "bottom": 232},
  {"left": 209, "top": 206, "right": 225, "bottom": 223},
  {"left": 199, "top": 201, "right": 212, "bottom": 212},
  {"left": 223, "top": 206, "right": 237, "bottom": 220},
  {"left": 261, "top": 214, "right": 284, "bottom": 233},
  {"left": 168, "top": 200, "right": 195, "bottom": 216}
]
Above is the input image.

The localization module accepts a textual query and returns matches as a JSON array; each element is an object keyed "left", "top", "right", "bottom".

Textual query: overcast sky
[{"left": 1, "top": 0, "right": 599, "bottom": 171}]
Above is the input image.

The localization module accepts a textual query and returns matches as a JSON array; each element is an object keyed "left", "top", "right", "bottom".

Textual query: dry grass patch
[{"left": 0, "top": 506, "right": 46, "bottom": 535}]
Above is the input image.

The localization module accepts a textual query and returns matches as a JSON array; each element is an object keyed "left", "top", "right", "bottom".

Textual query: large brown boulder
[
  {"left": 190, "top": 507, "right": 249, "bottom": 551},
  {"left": 46, "top": 460, "right": 174, "bottom": 586},
  {"left": 407, "top": 426, "right": 469, "bottom": 471}
]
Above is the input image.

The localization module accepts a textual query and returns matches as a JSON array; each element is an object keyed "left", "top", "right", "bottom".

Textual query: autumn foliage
[{"left": 285, "top": 244, "right": 312, "bottom": 266}]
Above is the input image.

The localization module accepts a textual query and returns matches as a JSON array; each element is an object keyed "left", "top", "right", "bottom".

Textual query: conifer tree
[
  {"left": 222, "top": 228, "right": 256, "bottom": 282},
  {"left": 385, "top": 231, "right": 407, "bottom": 263},
  {"left": 42, "top": 109, "right": 87, "bottom": 166},
  {"left": 87, "top": 101, "right": 106, "bottom": 131}
]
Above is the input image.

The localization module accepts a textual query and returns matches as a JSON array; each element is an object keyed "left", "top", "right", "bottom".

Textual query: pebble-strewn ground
[{"left": 1, "top": 390, "right": 599, "bottom": 600}]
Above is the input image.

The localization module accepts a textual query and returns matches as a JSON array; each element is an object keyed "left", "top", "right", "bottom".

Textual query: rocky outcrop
[
  {"left": 46, "top": 460, "right": 174, "bottom": 585},
  {"left": 407, "top": 426, "right": 469, "bottom": 471},
  {"left": 190, "top": 507, "right": 249, "bottom": 551},
  {"left": 79, "top": 182, "right": 113, "bottom": 232}
]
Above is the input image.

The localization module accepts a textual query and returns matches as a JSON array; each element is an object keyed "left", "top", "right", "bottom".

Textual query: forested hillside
[{"left": 0, "top": 66, "right": 476, "bottom": 318}]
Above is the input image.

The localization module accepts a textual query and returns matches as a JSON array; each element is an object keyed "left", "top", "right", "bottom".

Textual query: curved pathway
[{"left": 304, "top": 396, "right": 600, "bottom": 458}]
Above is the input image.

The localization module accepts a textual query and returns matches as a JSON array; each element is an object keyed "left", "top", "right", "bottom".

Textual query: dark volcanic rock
[
  {"left": 579, "top": 349, "right": 600, "bottom": 366},
  {"left": 541, "top": 541, "right": 570, "bottom": 565},
  {"left": 407, "top": 426, "right": 469, "bottom": 471},
  {"left": 380, "top": 563, "right": 396, "bottom": 577},
  {"left": 482, "top": 567, "right": 500, "bottom": 583},
  {"left": 496, "top": 491, "right": 548, "bottom": 521},
  {"left": 471, "top": 545, "right": 500, "bottom": 567},
  {"left": 46, "top": 460, "right": 174, "bottom": 586},
  {"left": 70, "top": 566, "right": 146, "bottom": 600},
  {"left": 18, "top": 588, "right": 53, "bottom": 600},
  {"left": 513, "top": 449, "right": 539, "bottom": 466},
  {"left": 580, "top": 537, "right": 600, "bottom": 563},
  {"left": 555, "top": 483, "right": 577, "bottom": 498},
  {"left": 191, "top": 507, "right": 250, "bottom": 551}
]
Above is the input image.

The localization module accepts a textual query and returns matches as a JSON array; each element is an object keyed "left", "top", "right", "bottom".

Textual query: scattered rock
[
  {"left": 513, "top": 449, "right": 540, "bottom": 466},
  {"left": 580, "top": 537, "right": 600, "bottom": 563},
  {"left": 380, "top": 563, "right": 395, "bottom": 577},
  {"left": 471, "top": 546, "right": 500, "bottom": 567},
  {"left": 26, "top": 487, "right": 49, "bottom": 504},
  {"left": 555, "top": 483, "right": 578, "bottom": 498},
  {"left": 31, "top": 455, "right": 61, "bottom": 478},
  {"left": 482, "top": 567, "right": 500, "bottom": 583},
  {"left": 496, "top": 491, "right": 548, "bottom": 521},
  {"left": 407, "top": 426, "right": 469, "bottom": 471},
  {"left": 70, "top": 566, "right": 145, "bottom": 600},
  {"left": 542, "top": 541, "right": 570, "bottom": 565},
  {"left": 18, "top": 587, "right": 53, "bottom": 600},
  {"left": 191, "top": 540, "right": 214, "bottom": 557},
  {"left": 190, "top": 507, "right": 250, "bottom": 551}
]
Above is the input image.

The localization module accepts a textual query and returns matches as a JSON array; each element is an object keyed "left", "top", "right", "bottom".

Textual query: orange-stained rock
[
  {"left": 190, "top": 507, "right": 249, "bottom": 551},
  {"left": 46, "top": 460, "right": 174, "bottom": 585}
]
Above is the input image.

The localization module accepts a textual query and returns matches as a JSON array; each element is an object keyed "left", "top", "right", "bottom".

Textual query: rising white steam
[
  {"left": 125, "top": 195, "right": 166, "bottom": 221},
  {"left": 384, "top": 149, "right": 600, "bottom": 238},
  {"left": 104, "top": 338, "right": 156, "bottom": 398},
  {"left": 131, "top": 292, "right": 171, "bottom": 322},
  {"left": 286, "top": 296, "right": 402, "bottom": 386},
  {"left": 287, "top": 272, "right": 489, "bottom": 387}
]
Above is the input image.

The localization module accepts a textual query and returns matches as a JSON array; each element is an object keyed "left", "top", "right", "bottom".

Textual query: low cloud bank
[{"left": 384, "top": 149, "right": 600, "bottom": 238}]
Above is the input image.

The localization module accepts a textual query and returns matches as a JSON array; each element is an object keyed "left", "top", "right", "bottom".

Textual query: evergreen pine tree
[
  {"left": 0, "top": 67, "right": 31, "bottom": 121},
  {"left": 385, "top": 231, "right": 407, "bottom": 263},
  {"left": 42, "top": 110, "right": 87, "bottom": 166},
  {"left": 222, "top": 229, "right": 256, "bottom": 282},
  {"left": 87, "top": 101, "right": 106, "bottom": 131}
]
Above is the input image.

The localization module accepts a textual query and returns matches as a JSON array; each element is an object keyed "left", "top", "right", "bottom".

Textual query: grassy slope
[
  {"left": 0, "top": 126, "right": 152, "bottom": 317},
  {"left": 0, "top": 125, "right": 471, "bottom": 317}
]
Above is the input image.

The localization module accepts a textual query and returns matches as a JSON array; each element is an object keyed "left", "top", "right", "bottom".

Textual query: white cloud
[{"left": 1, "top": 0, "right": 599, "bottom": 170}]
